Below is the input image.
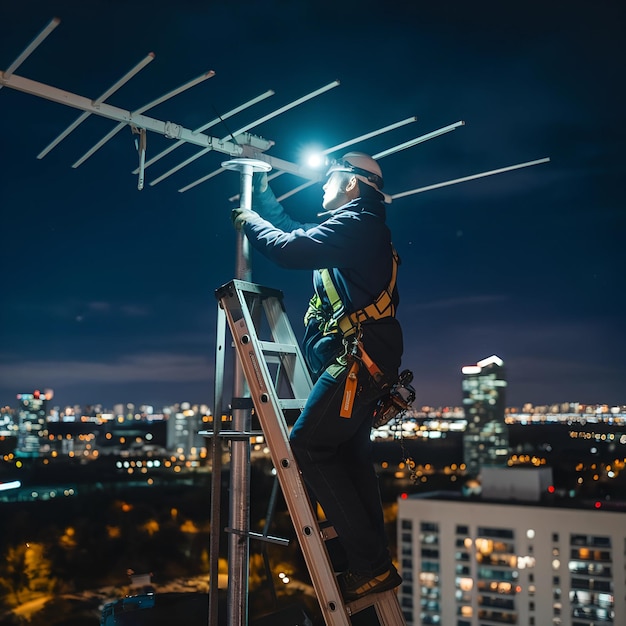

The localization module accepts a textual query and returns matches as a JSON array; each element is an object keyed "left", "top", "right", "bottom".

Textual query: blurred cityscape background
[{"left": 1, "top": 355, "right": 624, "bottom": 625}]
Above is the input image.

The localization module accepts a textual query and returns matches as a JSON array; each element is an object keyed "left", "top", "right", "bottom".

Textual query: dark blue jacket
[{"left": 244, "top": 180, "right": 403, "bottom": 381}]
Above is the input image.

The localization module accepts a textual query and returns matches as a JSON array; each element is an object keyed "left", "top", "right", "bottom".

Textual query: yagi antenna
[
  {"left": 37, "top": 53, "right": 156, "bottom": 160},
  {"left": 152, "top": 80, "right": 340, "bottom": 189},
  {"left": 1, "top": 17, "right": 550, "bottom": 198},
  {"left": 1, "top": 17, "right": 553, "bottom": 626},
  {"left": 71, "top": 69, "right": 217, "bottom": 169},
  {"left": 132, "top": 89, "right": 276, "bottom": 174}
]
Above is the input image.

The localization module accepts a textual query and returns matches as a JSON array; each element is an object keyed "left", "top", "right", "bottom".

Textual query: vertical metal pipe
[
  {"left": 235, "top": 163, "right": 254, "bottom": 281},
  {"left": 221, "top": 158, "right": 271, "bottom": 626},
  {"left": 227, "top": 162, "right": 254, "bottom": 626}
]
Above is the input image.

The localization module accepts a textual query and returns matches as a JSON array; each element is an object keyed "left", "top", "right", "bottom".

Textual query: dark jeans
[{"left": 289, "top": 366, "right": 390, "bottom": 575}]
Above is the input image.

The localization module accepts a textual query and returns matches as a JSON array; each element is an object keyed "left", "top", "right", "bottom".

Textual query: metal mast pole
[{"left": 221, "top": 158, "right": 271, "bottom": 626}]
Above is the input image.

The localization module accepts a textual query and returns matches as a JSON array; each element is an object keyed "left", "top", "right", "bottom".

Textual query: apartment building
[{"left": 398, "top": 486, "right": 624, "bottom": 626}]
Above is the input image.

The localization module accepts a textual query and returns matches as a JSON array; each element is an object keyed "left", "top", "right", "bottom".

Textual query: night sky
[{"left": 1, "top": 0, "right": 624, "bottom": 410}]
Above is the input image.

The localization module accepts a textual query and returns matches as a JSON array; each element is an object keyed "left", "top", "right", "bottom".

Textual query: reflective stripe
[
  {"left": 303, "top": 294, "right": 323, "bottom": 327},
  {"left": 320, "top": 267, "right": 345, "bottom": 319}
]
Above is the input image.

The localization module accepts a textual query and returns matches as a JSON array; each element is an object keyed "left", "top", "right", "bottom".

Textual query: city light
[
  {"left": 1, "top": 379, "right": 625, "bottom": 625},
  {"left": 0, "top": 480, "right": 21, "bottom": 491}
]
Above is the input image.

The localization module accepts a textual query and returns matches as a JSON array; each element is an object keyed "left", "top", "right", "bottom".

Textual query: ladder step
[
  {"left": 199, "top": 429, "right": 264, "bottom": 440},
  {"left": 277, "top": 399, "right": 308, "bottom": 411},
  {"left": 259, "top": 339, "right": 299, "bottom": 355},
  {"left": 225, "top": 527, "right": 290, "bottom": 547}
]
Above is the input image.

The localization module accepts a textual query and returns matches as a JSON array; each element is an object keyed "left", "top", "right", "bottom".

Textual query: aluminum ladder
[{"left": 212, "top": 278, "right": 406, "bottom": 626}]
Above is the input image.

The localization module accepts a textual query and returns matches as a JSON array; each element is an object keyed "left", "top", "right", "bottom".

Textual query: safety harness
[
  {"left": 304, "top": 246, "right": 400, "bottom": 418},
  {"left": 304, "top": 246, "right": 399, "bottom": 338}
]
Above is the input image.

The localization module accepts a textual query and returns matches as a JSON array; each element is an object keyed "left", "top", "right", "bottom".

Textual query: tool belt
[
  {"left": 341, "top": 344, "right": 415, "bottom": 423},
  {"left": 340, "top": 342, "right": 387, "bottom": 418}
]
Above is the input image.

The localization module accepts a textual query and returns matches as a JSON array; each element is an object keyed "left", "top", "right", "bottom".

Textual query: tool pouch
[
  {"left": 340, "top": 360, "right": 360, "bottom": 418},
  {"left": 372, "top": 369, "right": 416, "bottom": 428}
]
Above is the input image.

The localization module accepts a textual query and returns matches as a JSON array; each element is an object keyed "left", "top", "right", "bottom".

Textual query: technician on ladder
[{"left": 232, "top": 152, "right": 404, "bottom": 601}]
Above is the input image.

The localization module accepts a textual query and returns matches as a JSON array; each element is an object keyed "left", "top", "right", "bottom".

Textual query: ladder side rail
[
  {"left": 220, "top": 291, "right": 351, "bottom": 626},
  {"left": 260, "top": 478, "right": 282, "bottom": 608},
  {"left": 208, "top": 303, "right": 227, "bottom": 626},
  {"left": 373, "top": 590, "right": 407, "bottom": 626}
]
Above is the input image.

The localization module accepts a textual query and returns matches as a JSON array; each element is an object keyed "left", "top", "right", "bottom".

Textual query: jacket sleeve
[
  {"left": 252, "top": 175, "right": 318, "bottom": 232},
  {"left": 243, "top": 208, "right": 373, "bottom": 270}
]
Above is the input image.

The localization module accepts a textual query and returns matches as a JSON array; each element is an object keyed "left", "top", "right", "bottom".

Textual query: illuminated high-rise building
[
  {"left": 16, "top": 389, "right": 52, "bottom": 457},
  {"left": 398, "top": 490, "right": 624, "bottom": 626},
  {"left": 461, "top": 355, "right": 508, "bottom": 479},
  {"left": 165, "top": 402, "right": 207, "bottom": 458}
]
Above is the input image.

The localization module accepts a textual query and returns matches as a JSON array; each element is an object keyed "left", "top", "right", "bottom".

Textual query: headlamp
[{"left": 325, "top": 158, "right": 384, "bottom": 190}]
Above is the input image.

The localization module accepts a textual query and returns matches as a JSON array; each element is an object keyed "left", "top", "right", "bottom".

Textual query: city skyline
[
  {"left": 1, "top": 1, "right": 624, "bottom": 410},
  {"left": 1, "top": 353, "right": 625, "bottom": 415},
  {"left": 3, "top": 386, "right": 625, "bottom": 419}
]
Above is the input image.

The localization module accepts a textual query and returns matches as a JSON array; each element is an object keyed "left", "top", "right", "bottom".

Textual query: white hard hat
[{"left": 326, "top": 151, "right": 384, "bottom": 190}]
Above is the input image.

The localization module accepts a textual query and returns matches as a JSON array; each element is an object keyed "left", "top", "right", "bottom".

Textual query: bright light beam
[
  {"left": 275, "top": 120, "right": 462, "bottom": 203},
  {"left": 305, "top": 152, "right": 326, "bottom": 169},
  {"left": 269, "top": 116, "right": 418, "bottom": 185},
  {"left": 390, "top": 157, "right": 551, "bottom": 200}
]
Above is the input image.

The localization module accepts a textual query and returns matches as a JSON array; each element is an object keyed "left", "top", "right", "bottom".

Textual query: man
[{"left": 232, "top": 152, "right": 403, "bottom": 600}]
